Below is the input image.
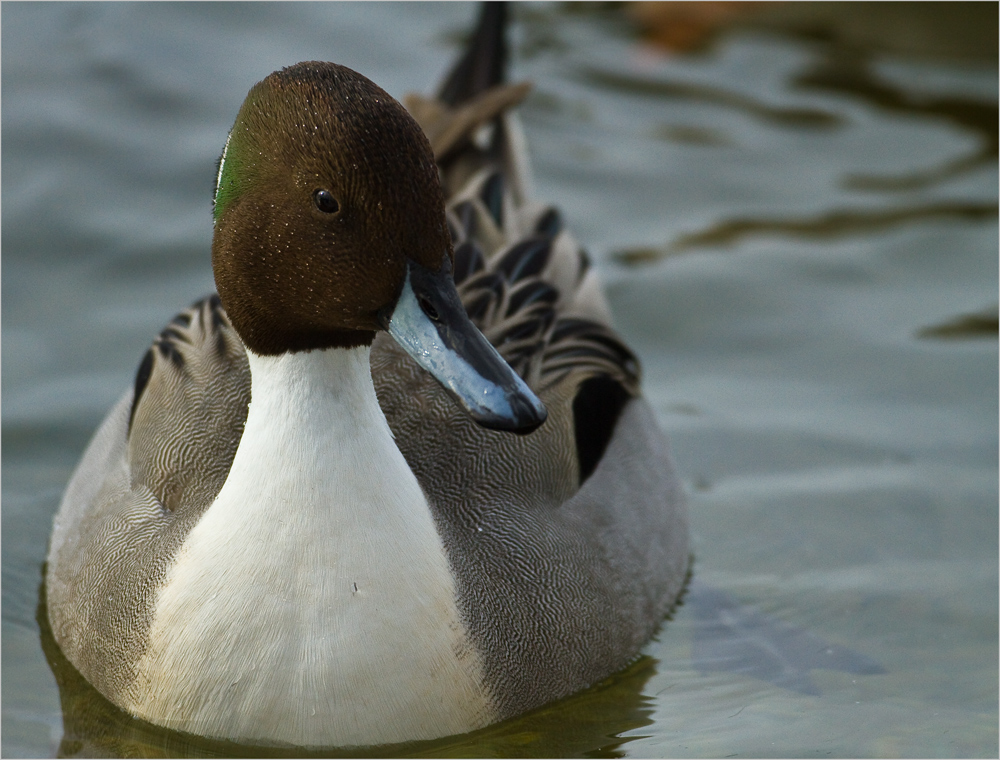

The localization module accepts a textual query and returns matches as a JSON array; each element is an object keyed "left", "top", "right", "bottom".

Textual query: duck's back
[
  {"left": 370, "top": 107, "right": 688, "bottom": 718},
  {"left": 374, "top": 332, "right": 689, "bottom": 718},
  {"left": 375, "top": 5, "right": 688, "bottom": 715}
]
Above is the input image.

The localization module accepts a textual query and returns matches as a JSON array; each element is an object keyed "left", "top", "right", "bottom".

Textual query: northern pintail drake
[{"left": 46, "top": 4, "right": 689, "bottom": 748}]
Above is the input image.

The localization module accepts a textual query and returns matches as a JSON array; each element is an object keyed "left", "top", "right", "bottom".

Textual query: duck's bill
[{"left": 384, "top": 258, "right": 547, "bottom": 434}]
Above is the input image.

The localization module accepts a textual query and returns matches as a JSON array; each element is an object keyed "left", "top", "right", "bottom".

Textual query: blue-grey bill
[{"left": 386, "top": 258, "right": 547, "bottom": 433}]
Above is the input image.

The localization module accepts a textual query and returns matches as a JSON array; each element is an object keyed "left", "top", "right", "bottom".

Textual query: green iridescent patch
[{"left": 213, "top": 130, "right": 240, "bottom": 222}]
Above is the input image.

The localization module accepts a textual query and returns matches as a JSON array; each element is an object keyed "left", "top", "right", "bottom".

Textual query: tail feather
[
  {"left": 437, "top": 2, "right": 508, "bottom": 106},
  {"left": 415, "top": 2, "right": 623, "bottom": 391},
  {"left": 406, "top": 3, "right": 532, "bottom": 202}
]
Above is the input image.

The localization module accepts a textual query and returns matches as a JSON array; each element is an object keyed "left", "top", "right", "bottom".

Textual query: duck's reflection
[
  {"left": 41, "top": 571, "right": 890, "bottom": 758},
  {"left": 685, "top": 580, "right": 886, "bottom": 696},
  {"left": 795, "top": 43, "right": 997, "bottom": 192},
  {"left": 37, "top": 575, "right": 657, "bottom": 759},
  {"left": 40, "top": 572, "right": 891, "bottom": 757}
]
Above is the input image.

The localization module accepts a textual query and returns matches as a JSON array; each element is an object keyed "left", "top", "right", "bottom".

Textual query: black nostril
[{"left": 419, "top": 296, "right": 441, "bottom": 323}]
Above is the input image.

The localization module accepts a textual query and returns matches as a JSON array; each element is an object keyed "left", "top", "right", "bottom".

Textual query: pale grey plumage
[{"left": 47, "top": 297, "right": 249, "bottom": 706}]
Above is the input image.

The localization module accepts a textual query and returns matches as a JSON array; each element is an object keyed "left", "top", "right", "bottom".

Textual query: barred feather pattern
[{"left": 445, "top": 166, "right": 641, "bottom": 398}]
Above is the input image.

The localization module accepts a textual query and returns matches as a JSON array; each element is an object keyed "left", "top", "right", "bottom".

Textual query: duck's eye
[{"left": 313, "top": 189, "right": 340, "bottom": 214}]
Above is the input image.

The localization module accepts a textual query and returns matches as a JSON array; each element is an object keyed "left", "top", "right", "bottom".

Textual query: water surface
[{"left": 3, "top": 3, "right": 996, "bottom": 757}]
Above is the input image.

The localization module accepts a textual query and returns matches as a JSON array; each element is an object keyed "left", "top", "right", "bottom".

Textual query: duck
[{"left": 45, "top": 3, "right": 689, "bottom": 749}]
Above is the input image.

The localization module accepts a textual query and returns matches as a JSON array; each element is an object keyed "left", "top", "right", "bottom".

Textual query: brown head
[
  {"left": 212, "top": 61, "right": 451, "bottom": 355},
  {"left": 211, "top": 61, "right": 545, "bottom": 432}
]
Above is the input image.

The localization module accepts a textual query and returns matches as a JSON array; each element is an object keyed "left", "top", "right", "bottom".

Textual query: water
[{"left": 3, "top": 3, "right": 996, "bottom": 757}]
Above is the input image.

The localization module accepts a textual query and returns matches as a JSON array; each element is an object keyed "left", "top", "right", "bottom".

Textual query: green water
[{"left": 3, "top": 3, "right": 996, "bottom": 757}]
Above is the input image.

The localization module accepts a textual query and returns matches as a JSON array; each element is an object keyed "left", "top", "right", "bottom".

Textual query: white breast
[{"left": 130, "top": 347, "right": 494, "bottom": 747}]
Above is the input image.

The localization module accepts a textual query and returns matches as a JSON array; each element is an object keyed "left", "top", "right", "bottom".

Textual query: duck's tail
[
  {"left": 437, "top": 2, "right": 509, "bottom": 107},
  {"left": 405, "top": 2, "right": 534, "bottom": 205},
  {"left": 405, "top": 3, "right": 631, "bottom": 397}
]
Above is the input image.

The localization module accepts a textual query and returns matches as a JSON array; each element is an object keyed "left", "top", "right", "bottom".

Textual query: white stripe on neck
[{"left": 131, "top": 346, "right": 494, "bottom": 746}]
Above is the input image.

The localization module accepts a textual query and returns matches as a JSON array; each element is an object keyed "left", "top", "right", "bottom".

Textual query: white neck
[{"left": 132, "top": 347, "right": 493, "bottom": 746}]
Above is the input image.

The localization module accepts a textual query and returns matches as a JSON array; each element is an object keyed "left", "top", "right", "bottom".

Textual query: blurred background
[{"left": 3, "top": 3, "right": 996, "bottom": 757}]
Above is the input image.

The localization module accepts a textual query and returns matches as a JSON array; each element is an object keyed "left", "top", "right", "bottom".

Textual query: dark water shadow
[
  {"left": 596, "top": 14, "right": 998, "bottom": 268},
  {"left": 684, "top": 580, "right": 886, "bottom": 696},
  {"left": 613, "top": 201, "right": 997, "bottom": 265},
  {"left": 792, "top": 40, "right": 997, "bottom": 193},
  {"left": 37, "top": 576, "right": 658, "bottom": 759},
  {"left": 39, "top": 569, "right": 890, "bottom": 759},
  {"left": 576, "top": 65, "right": 842, "bottom": 130},
  {"left": 917, "top": 306, "right": 999, "bottom": 340}
]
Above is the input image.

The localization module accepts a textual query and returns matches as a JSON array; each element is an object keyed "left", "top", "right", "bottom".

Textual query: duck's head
[{"left": 212, "top": 61, "right": 545, "bottom": 433}]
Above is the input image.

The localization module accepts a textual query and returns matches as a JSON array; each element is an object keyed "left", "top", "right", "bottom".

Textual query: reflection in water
[
  {"left": 591, "top": 16, "right": 998, "bottom": 267},
  {"left": 917, "top": 307, "right": 999, "bottom": 339},
  {"left": 626, "top": 2, "right": 773, "bottom": 54},
  {"left": 40, "top": 572, "right": 891, "bottom": 758},
  {"left": 795, "top": 45, "right": 998, "bottom": 192},
  {"left": 651, "top": 122, "right": 730, "bottom": 147},
  {"left": 37, "top": 578, "right": 657, "bottom": 759},
  {"left": 578, "top": 65, "right": 842, "bottom": 129},
  {"left": 685, "top": 580, "right": 885, "bottom": 696},
  {"left": 613, "top": 201, "right": 997, "bottom": 264}
]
